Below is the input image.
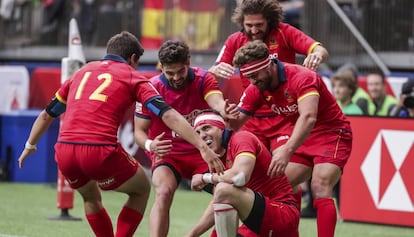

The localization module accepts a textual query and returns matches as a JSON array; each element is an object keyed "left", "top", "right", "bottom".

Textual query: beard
[
  {"left": 257, "top": 72, "right": 273, "bottom": 92},
  {"left": 246, "top": 28, "right": 270, "bottom": 41},
  {"left": 168, "top": 78, "right": 188, "bottom": 89}
]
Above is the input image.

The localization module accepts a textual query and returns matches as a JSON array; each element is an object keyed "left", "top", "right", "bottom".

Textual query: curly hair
[
  {"left": 233, "top": 40, "right": 269, "bottom": 68},
  {"left": 231, "top": 0, "right": 284, "bottom": 30},
  {"left": 106, "top": 31, "right": 144, "bottom": 61},
  {"left": 158, "top": 40, "right": 190, "bottom": 65}
]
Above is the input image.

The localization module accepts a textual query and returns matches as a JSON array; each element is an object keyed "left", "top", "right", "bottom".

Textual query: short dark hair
[
  {"left": 367, "top": 69, "right": 385, "bottom": 83},
  {"left": 233, "top": 40, "right": 269, "bottom": 67},
  {"left": 106, "top": 31, "right": 144, "bottom": 61},
  {"left": 232, "top": 0, "right": 284, "bottom": 30},
  {"left": 158, "top": 40, "right": 190, "bottom": 65}
]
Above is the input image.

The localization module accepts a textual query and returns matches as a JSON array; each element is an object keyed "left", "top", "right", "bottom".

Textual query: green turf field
[{"left": 0, "top": 182, "right": 412, "bottom": 237}]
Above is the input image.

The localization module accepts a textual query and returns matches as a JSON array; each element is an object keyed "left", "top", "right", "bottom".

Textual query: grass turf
[{"left": 0, "top": 182, "right": 412, "bottom": 237}]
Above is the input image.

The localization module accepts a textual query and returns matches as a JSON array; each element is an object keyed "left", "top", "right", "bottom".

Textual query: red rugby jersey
[{"left": 57, "top": 58, "right": 160, "bottom": 144}]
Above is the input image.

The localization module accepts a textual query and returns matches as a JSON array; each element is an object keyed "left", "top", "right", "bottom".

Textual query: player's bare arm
[
  {"left": 268, "top": 95, "right": 318, "bottom": 177},
  {"left": 134, "top": 117, "right": 172, "bottom": 157},
  {"left": 18, "top": 110, "right": 56, "bottom": 168},
  {"left": 206, "top": 95, "right": 239, "bottom": 121}
]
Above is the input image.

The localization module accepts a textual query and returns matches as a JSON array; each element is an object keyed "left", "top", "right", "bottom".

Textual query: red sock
[
  {"left": 86, "top": 208, "right": 114, "bottom": 237},
  {"left": 210, "top": 229, "right": 217, "bottom": 237},
  {"left": 115, "top": 206, "right": 143, "bottom": 237},
  {"left": 314, "top": 198, "right": 337, "bottom": 237}
]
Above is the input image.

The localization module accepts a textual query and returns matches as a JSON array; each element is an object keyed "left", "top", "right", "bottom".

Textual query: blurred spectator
[
  {"left": 72, "top": 0, "right": 98, "bottom": 45},
  {"left": 99, "top": 0, "right": 118, "bottom": 12},
  {"left": 279, "top": 0, "right": 303, "bottom": 29},
  {"left": 389, "top": 78, "right": 414, "bottom": 118},
  {"left": 40, "top": 0, "right": 68, "bottom": 45},
  {"left": 0, "top": 0, "right": 14, "bottom": 20},
  {"left": 336, "top": 63, "right": 375, "bottom": 115},
  {"left": 366, "top": 70, "right": 397, "bottom": 116},
  {"left": 41, "top": 0, "right": 66, "bottom": 33},
  {"left": 330, "top": 69, "right": 363, "bottom": 115}
]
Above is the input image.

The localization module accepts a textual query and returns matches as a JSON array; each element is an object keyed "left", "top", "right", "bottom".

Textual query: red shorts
[
  {"left": 55, "top": 142, "right": 139, "bottom": 190},
  {"left": 241, "top": 116, "right": 292, "bottom": 150},
  {"left": 271, "top": 128, "right": 352, "bottom": 169},
  {"left": 209, "top": 196, "right": 299, "bottom": 237},
  {"left": 151, "top": 152, "right": 209, "bottom": 180},
  {"left": 255, "top": 196, "right": 300, "bottom": 237}
]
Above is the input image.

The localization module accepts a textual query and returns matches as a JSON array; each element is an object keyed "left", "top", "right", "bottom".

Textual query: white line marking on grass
[{"left": 0, "top": 234, "right": 28, "bottom": 237}]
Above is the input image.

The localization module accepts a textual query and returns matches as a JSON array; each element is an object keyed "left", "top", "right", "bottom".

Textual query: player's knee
[
  {"left": 213, "top": 182, "right": 234, "bottom": 202},
  {"left": 310, "top": 179, "right": 332, "bottom": 198},
  {"left": 154, "top": 185, "right": 176, "bottom": 202}
]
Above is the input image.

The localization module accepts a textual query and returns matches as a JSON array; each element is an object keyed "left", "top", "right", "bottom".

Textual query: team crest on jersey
[
  {"left": 268, "top": 37, "right": 278, "bottom": 50},
  {"left": 284, "top": 89, "right": 294, "bottom": 103},
  {"left": 226, "top": 156, "right": 233, "bottom": 168}
]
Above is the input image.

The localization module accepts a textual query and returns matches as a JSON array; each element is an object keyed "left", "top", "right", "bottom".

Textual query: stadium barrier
[
  {"left": 0, "top": 110, "right": 59, "bottom": 183},
  {"left": 341, "top": 116, "right": 414, "bottom": 227}
]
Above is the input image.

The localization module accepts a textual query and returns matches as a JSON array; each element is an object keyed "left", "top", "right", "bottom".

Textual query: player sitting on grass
[{"left": 184, "top": 111, "right": 299, "bottom": 237}]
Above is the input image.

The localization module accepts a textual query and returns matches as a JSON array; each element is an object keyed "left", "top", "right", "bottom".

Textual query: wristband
[
  {"left": 144, "top": 139, "right": 153, "bottom": 152},
  {"left": 25, "top": 141, "right": 37, "bottom": 150},
  {"left": 202, "top": 173, "right": 214, "bottom": 184}
]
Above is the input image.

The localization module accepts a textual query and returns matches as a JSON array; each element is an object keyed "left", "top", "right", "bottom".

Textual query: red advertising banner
[{"left": 341, "top": 116, "right": 414, "bottom": 227}]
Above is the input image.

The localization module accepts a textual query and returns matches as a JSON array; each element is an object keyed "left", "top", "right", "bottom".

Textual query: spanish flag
[
  {"left": 141, "top": 0, "right": 165, "bottom": 49},
  {"left": 141, "top": 0, "right": 223, "bottom": 50}
]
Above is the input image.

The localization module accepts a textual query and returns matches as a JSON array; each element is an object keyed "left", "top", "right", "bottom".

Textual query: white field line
[{"left": 0, "top": 233, "right": 28, "bottom": 237}]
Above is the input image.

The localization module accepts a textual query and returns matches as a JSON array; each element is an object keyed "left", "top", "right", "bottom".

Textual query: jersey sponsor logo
[
  {"left": 98, "top": 177, "right": 115, "bottom": 188},
  {"left": 276, "top": 135, "right": 289, "bottom": 143},
  {"left": 226, "top": 156, "right": 233, "bottom": 168},
  {"left": 270, "top": 103, "right": 298, "bottom": 115},
  {"left": 284, "top": 89, "right": 295, "bottom": 103},
  {"left": 361, "top": 130, "right": 414, "bottom": 212},
  {"left": 268, "top": 37, "right": 278, "bottom": 50}
]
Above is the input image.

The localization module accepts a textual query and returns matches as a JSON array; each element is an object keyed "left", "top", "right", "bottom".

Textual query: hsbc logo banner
[{"left": 341, "top": 116, "right": 414, "bottom": 227}]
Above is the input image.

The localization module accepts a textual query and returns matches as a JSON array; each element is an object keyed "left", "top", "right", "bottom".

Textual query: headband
[
  {"left": 194, "top": 113, "right": 225, "bottom": 130},
  {"left": 239, "top": 57, "right": 271, "bottom": 77}
]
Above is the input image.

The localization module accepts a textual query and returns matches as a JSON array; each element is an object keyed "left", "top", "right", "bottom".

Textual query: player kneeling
[{"left": 184, "top": 111, "right": 300, "bottom": 237}]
